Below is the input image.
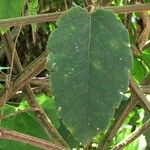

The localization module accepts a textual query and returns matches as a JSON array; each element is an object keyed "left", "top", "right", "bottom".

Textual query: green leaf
[
  {"left": 36, "top": 93, "right": 60, "bottom": 129},
  {"left": 0, "top": 0, "right": 24, "bottom": 19},
  {"left": 28, "top": 0, "right": 39, "bottom": 32},
  {"left": 131, "top": 58, "right": 148, "bottom": 83},
  {"left": 47, "top": 7, "right": 132, "bottom": 143},
  {"left": 0, "top": 0, "right": 24, "bottom": 33},
  {"left": 0, "top": 110, "right": 48, "bottom": 150},
  {"left": 141, "top": 49, "right": 150, "bottom": 69},
  {"left": 0, "top": 94, "right": 60, "bottom": 149},
  {"left": 0, "top": 105, "right": 16, "bottom": 116},
  {"left": 18, "top": 93, "right": 60, "bottom": 129}
]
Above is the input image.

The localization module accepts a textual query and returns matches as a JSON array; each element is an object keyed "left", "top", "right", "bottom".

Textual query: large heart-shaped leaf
[{"left": 46, "top": 7, "right": 132, "bottom": 143}]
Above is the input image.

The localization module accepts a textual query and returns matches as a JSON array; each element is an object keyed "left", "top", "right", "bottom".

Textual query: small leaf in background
[
  {"left": 36, "top": 93, "right": 60, "bottom": 129},
  {"left": 28, "top": 0, "right": 39, "bottom": 32},
  {"left": 47, "top": 7, "right": 132, "bottom": 143},
  {"left": 141, "top": 49, "right": 150, "bottom": 70},
  {"left": 18, "top": 93, "right": 60, "bottom": 129},
  {"left": 48, "top": 23, "right": 56, "bottom": 32},
  {"left": 131, "top": 58, "right": 148, "bottom": 83},
  {"left": 128, "top": 111, "right": 140, "bottom": 127}
]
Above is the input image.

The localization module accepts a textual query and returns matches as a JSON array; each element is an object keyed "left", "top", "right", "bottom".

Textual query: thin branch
[
  {"left": 0, "top": 127, "right": 64, "bottom": 150},
  {"left": 1, "top": 32, "right": 23, "bottom": 121},
  {"left": 23, "top": 85, "right": 69, "bottom": 148},
  {"left": 86, "top": 0, "right": 95, "bottom": 5},
  {"left": 130, "top": 85, "right": 150, "bottom": 94},
  {"left": 14, "top": 86, "right": 49, "bottom": 96},
  {"left": 1, "top": 32, "right": 23, "bottom": 72},
  {"left": 136, "top": 11, "right": 150, "bottom": 51},
  {"left": 0, "top": 3, "right": 150, "bottom": 28},
  {"left": 142, "top": 73, "right": 150, "bottom": 85},
  {"left": 0, "top": 12, "right": 61, "bottom": 28},
  {"left": 0, "top": 108, "right": 38, "bottom": 120},
  {"left": 112, "top": 119, "right": 150, "bottom": 150},
  {"left": 96, "top": 0, "right": 113, "bottom": 6},
  {"left": 139, "top": 85, "right": 150, "bottom": 94},
  {"left": 63, "top": 0, "right": 68, "bottom": 10},
  {"left": 129, "top": 73, "right": 150, "bottom": 113},
  {"left": 8, "top": 26, "right": 22, "bottom": 82},
  {"left": 105, "top": 3, "right": 150, "bottom": 14},
  {"left": 0, "top": 50, "right": 47, "bottom": 106},
  {"left": 0, "top": 76, "right": 49, "bottom": 87}
]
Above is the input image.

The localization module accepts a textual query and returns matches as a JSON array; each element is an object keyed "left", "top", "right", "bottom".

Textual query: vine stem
[
  {"left": 129, "top": 73, "right": 150, "bottom": 113},
  {"left": 0, "top": 51, "right": 47, "bottom": 106},
  {"left": 0, "top": 3, "right": 150, "bottom": 28},
  {"left": 112, "top": 119, "right": 150, "bottom": 150},
  {"left": 97, "top": 73, "right": 150, "bottom": 150},
  {"left": 0, "top": 127, "right": 64, "bottom": 150}
]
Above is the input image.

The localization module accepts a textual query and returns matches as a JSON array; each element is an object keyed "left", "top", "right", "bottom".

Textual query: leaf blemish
[{"left": 71, "top": 26, "right": 75, "bottom": 30}]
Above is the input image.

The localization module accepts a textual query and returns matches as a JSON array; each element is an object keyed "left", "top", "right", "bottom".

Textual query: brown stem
[
  {"left": 0, "top": 127, "right": 64, "bottom": 150},
  {"left": 0, "top": 12, "right": 61, "bottom": 28},
  {"left": 8, "top": 26, "right": 22, "bottom": 82},
  {"left": 1, "top": 32, "right": 23, "bottom": 73},
  {"left": 112, "top": 119, "right": 150, "bottom": 150},
  {"left": 0, "top": 76, "right": 49, "bottom": 87},
  {"left": 129, "top": 73, "right": 150, "bottom": 113},
  {"left": 0, "top": 3, "right": 150, "bottom": 28},
  {"left": 23, "top": 85, "right": 69, "bottom": 147},
  {"left": 105, "top": 3, "right": 150, "bottom": 14},
  {"left": 141, "top": 73, "right": 150, "bottom": 85},
  {"left": 0, "top": 50, "right": 47, "bottom": 106}
]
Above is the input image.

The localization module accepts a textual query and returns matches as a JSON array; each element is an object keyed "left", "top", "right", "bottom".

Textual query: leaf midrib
[{"left": 85, "top": 15, "right": 92, "bottom": 127}]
